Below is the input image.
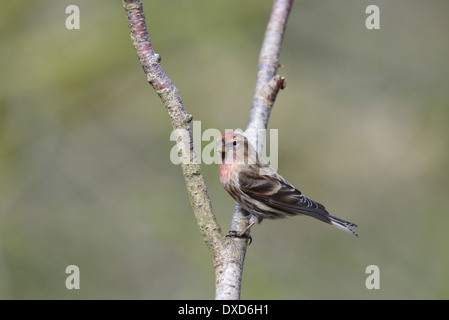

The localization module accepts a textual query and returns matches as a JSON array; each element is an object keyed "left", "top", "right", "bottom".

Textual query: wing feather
[{"left": 238, "top": 164, "right": 331, "bottom": 222}]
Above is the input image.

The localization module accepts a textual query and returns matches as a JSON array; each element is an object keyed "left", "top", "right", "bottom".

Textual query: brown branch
[{"left": 122, "top": 0, "right": 225, "bottom": 263}]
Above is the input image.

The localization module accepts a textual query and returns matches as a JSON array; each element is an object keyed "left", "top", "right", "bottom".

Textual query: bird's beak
[
  {"left": 216, "top": 136, "right": 226, "bottom": 154},
  {"left": 216, "top": 146, "right": 226, "bottom": 153}
]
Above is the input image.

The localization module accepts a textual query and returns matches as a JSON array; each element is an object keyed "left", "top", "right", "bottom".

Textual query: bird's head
[{"left": 216, "top": 132, "right": 256, "bottom": 165}]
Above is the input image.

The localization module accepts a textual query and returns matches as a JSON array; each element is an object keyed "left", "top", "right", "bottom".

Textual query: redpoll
[{"left": 216, "top": 132, "right": 358, "bottom": 242}]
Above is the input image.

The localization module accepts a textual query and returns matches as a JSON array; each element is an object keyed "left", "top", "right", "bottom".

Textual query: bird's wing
[
  {"left": 238, "top": 164, "right": 358, "bottom": 236},
  {"left": 237, "top": 164, "right": 332, "bottom": 222}
]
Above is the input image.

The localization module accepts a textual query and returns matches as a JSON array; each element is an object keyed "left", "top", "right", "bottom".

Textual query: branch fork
[{"left": 122, "top": 0, "right": 293, "bottom": 300}]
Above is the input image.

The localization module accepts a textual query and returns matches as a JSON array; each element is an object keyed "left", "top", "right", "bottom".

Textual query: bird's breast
[{"left": 219, "top": 163, "right": 233, "bottom": 185}]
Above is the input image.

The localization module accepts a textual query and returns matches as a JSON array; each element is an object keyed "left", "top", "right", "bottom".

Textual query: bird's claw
[{"left": 226, "top": 230, "right": 252, "bottom": 245}]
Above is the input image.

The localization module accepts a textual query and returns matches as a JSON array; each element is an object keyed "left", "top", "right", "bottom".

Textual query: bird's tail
[{"left": 328, "top": 215, "right": 358, "bottom": 237}]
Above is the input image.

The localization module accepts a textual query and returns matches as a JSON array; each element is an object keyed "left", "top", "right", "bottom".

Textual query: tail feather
[{"left": 328, "top": 215, "right": 358, "bottom": 237}]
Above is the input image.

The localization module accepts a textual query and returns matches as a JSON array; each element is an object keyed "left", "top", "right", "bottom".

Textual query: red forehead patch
[{"left": 221, "top": 132, "right": 237, "bottom": 141}]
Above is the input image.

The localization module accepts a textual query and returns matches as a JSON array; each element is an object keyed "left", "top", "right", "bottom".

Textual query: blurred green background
[{"left": 1, "top": 0, "right": 448, "bottom": 299}]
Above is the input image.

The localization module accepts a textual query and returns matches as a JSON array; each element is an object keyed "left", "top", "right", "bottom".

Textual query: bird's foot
[{"left": 226, "top": 230, "right": 252, "bottom": 245}]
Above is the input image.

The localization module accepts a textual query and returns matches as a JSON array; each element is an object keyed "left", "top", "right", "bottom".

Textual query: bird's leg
[{"left": 226, "top": 221, "right": 256, "bottom": 245}]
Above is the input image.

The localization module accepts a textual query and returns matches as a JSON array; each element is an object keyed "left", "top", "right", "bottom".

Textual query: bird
[{"left": 216, "top": 132, "right": 358, "bottom": 243}]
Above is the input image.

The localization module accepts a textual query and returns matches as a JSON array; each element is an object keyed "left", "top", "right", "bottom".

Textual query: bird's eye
[{"left": 232, "top": 140, "right": 237, "bottom": 146}]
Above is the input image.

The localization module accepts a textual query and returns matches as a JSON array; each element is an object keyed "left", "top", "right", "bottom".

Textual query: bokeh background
[{"left": 1, "top": 0, "right": 448, "bottom": 299}]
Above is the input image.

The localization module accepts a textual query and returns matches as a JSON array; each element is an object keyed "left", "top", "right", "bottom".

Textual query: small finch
[{"left": 216, "top": 132, "right": 358, "bottom": 242}]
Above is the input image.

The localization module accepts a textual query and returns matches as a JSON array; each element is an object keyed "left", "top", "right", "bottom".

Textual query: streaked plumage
[{"left": 216, "top": 132, "right": 358, "bottom": 239}]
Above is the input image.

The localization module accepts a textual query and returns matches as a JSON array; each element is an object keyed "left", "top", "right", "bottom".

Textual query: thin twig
[{"left": 246, "top": 0, "right": 293, "bottom": 145}]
